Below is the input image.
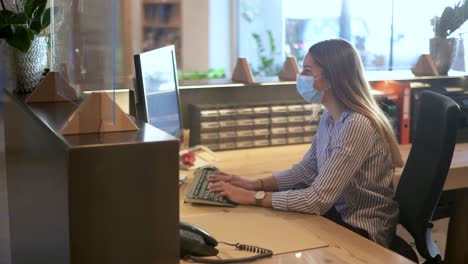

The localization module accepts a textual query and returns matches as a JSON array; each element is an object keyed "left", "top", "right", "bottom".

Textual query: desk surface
[
  {"left": 398, "top": 143, "right": 468, "bottom": 190},
  {"left": 180, "top": 186, "right": 414, "bottom": 264},
  {"left": 209, "top": 142, "right": 468, "bottom": 191},
  {"left": 178, "top": 143, "right": 436, "bottom": 264}
]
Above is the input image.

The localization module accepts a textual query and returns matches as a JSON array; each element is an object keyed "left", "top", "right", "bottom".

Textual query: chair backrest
[{"left": 395, "top": 91, "right": 460, "bottom": 260}]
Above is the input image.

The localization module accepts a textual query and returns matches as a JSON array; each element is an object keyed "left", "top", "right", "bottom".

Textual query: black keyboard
[{"left": 185, "top": 166, "right": 236, "bottom": 207}]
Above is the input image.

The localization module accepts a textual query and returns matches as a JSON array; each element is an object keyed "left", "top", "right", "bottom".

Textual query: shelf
[
  {"left": 143, "top": 23, "right": 181, "bottom": 28},
  {"left": 364, "top": 70, "right": 468, "bottom": 82},
  {"left": 176, "top": 71, "right": 468, "bottom": 90},
  {"left": 143, "top": 0, "right": 180, "bottom": 4},
  {"left": 141, "top": 0, "right": 182, "bottom": 67}
]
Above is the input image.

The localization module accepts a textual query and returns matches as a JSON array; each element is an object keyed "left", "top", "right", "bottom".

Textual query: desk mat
[{"left": 181, "top": 207, "right": 329, "bottom": 258}]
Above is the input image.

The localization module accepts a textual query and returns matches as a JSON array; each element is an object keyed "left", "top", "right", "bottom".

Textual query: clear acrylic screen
[{"left": 50, "top": 0, "right": 120, "bottom": 125}]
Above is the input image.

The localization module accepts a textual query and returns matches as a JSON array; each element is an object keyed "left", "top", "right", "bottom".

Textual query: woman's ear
[{"left": 315, "top": 78, "right": 331, "bottom": 91}]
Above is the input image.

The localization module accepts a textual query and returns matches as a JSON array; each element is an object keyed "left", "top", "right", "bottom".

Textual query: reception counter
[{"left": 3, "top": 89, "right": 180, "bottom": 264}]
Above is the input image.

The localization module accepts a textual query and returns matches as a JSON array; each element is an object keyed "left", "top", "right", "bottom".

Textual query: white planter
[
  {"left": 14, "top": 35, "right": 48, "bottom": 93},
  {"left": 430, "top": 37, "right": 458, "bottom": 75}
]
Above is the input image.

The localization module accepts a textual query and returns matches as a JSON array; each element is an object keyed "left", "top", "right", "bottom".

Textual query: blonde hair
[{"left": 309, "top": 39, "right": 403, "bottom": 167}]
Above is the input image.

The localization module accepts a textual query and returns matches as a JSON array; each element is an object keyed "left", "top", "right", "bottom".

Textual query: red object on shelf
[{"left": 372, "top": 81, "right": 412, "bottom": 144}]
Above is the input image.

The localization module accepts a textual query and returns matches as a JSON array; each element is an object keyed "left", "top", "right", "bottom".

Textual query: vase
[
  {"left": 452, "top": 38, "right": 465, "bottom": 72},
  {"left": 14, "top": 35, "right": 48, "bottom": 93},
  {"left": 429, "top": 37, "right": 458, "bottom": 75}
]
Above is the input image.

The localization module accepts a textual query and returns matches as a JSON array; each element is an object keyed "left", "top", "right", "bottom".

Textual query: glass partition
[{"left": 50, "top": 0, "right": 124, "bottom": 126}]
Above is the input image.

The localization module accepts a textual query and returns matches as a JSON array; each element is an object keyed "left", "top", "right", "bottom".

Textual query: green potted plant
[
  {"left": 431, "top": 0, "right": 468, "bottom": 75},
  {"left": 0, "top": 0, "right": 51, "bottom": 92},
  {"left": 241, "top": 2, "right": 280, "bottom": 77},
  {"left": 178, "top": 68, "right": 226, "bottom": 81}
]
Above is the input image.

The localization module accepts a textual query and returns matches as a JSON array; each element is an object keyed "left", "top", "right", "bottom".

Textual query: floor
[{"left": 396, "top": 218, "right": 449, "bottom": 263}]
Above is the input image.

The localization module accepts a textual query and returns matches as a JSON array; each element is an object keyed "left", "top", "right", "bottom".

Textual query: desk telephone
[{"left": 180, "top": 222, "right": 273, "bottom": 263}]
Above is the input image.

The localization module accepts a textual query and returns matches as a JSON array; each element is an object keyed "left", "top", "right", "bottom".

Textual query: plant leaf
[
  {"left": 6, "top": 26, "right": 33, "bottom": 53},
  {"left": 437, "top": 7, "right": 455, "bottom": 38},
  {"left": 436, "top": 2, "right": 468, "bottom": 38},
  {"left": 252, "top": 33, "right": 265, "bottom": 54},
  {"left": 41, "top": 8, "right": 50, "bottom": 30},
  {"left": 267, "top": 30, "right": 276, "bottom": 53},
  {"left": 30, "top": 18, "right": 41, "bottom": 33},
  {"left": 28, "top": 1, "right": 48, "bottom": 33},
  {"left": 24, "top": 0, "right": 37, "bottom": 18},
  {"left": 27, "top": 28, "right": 34, "bottom": 41},
  {"left": 25, "top": 0, "right": 46, "bottom": 18},
  {"left": 9, "top": 13, "right": 28, "bottom": 24},
  {"left": 32, "top": 1, "right": 46, "bottom": 20},
  {"left": 0, "top": 25, "right": 13, "bottom": 38},
  {"left": 0, "top": 10, "right": 15, "bottom": 26}
]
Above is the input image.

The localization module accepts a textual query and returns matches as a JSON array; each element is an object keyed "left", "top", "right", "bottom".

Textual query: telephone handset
[
  {"left": 180, "top": 221, "right": 219, "bottom": 257},
  {"left": 180, "top": 222, "right": 273, "bottom": 263}
]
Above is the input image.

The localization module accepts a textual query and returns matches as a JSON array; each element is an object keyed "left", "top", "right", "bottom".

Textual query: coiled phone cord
[{"left": 187, "top": 241, "right": 273, "bottom": 263}]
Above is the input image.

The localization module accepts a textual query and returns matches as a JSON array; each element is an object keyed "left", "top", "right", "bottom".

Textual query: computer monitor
[{"left": 134, "top": 45, "right": 183, "bottom": 138}]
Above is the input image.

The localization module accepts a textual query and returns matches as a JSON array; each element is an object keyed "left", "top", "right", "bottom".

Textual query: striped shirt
[{"left": 271, "top": 110, "right": 399, "bottom": 247}]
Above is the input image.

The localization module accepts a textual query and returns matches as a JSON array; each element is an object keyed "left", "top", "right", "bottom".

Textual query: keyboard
[{"left": 185, "top": 166, "right": 237, "bottom": 207}]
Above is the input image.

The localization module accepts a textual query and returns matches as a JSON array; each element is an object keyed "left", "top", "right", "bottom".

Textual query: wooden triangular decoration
[
  {"left": 411, "top": 54, "right": 439, "bottom": 76},
  {"left": 26, "top": 71, "right": 80, "bottom": 103},
  {"left": 279, "top": 56, "right": 300, "bottom": 81},
  {"left": 61, "top": 92, "right": 139, "bottom": 135},
  {"left": 231, "top": 58, "right": 255, "bottom": 84}
]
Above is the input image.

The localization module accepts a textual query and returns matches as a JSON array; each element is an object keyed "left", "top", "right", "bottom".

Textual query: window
[{"left": 237, "top": 0, "right": 467, "bottom": 74}]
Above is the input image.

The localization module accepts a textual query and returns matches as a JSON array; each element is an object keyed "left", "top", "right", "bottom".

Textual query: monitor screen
[{"left": 134, "top": 45, "right": 183, "bottom": 137}]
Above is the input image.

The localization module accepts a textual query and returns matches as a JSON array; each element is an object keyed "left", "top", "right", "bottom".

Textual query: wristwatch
[{"left": 255, "top": 191, "right": 266, "bottom": 206}]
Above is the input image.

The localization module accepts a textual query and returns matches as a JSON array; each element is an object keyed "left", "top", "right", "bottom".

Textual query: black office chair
[{"left": 390, "top": 91, "right": 460, "bottom": 263}]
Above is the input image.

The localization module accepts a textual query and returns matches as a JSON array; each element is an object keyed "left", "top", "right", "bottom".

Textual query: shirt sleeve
[
  {"left": 272, "top": 136, "right": 318, "bottom": 191},
  {"left": 272, "top": 119, "right": 376, "bottom": 214}
]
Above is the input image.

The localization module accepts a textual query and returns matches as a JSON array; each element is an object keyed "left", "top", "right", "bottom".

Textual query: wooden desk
[
  {"left": 181, "top": 143, "right": 468, "bottom": 263},
  {"left": 397, "top": 144, "right": 468, "bottom": 191},
  {"left": 179, "top": 144, "right": 424, "bottom": 264},
  {"left": 208, "top": 143, "right": 468, "bottom": 191}
]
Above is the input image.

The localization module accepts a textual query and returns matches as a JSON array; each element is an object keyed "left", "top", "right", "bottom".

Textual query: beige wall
[
  {"left": 181, "top": 0, "right": 210, "bottom": 71},
  {"left": 131, "top": 0, "right": 143, "bottom": 56}
]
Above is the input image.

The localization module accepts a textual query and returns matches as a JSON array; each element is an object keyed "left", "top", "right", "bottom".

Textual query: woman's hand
[
  {"left": 208, "top": 173, "right": 260, "bottom": 191},
  {"left": 208, "top": 181, "right": 255, "bottom": 205}
]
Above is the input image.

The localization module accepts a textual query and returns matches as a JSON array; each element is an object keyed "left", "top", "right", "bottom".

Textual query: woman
[{"left": 208, "top": 38, "right": 403, "bottom": 247}]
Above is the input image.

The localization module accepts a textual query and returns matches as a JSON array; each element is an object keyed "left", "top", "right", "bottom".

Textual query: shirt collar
[{"left": 325, "top": 110, "right": 352, "bottom": 127}]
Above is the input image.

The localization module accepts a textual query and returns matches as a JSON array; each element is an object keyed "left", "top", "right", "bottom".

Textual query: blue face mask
[{"left": 296, "top": 75, "right": 324, "bottom": 104}]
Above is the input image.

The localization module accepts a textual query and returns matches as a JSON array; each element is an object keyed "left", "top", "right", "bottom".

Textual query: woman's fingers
[
  {"left": 209, "top": 181, "right": 236, "bottom": 193},
  {"left": 208, "top": 174, "right": 238, "bottom": 182},
  {"left": 208, "top": 175, "right": 228, "bottom": 182},
  {"left": 208, "top": 182, "right": 255, "bottom": 205},
  {"left": 208, "top": 182, "right": 223, "bottom": 191},
  {"left": 209, "top": 182, "right": 233, "bottom": 196},
  {"left": 208, "top": 175, "right": 253, "bottom": 191}
]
